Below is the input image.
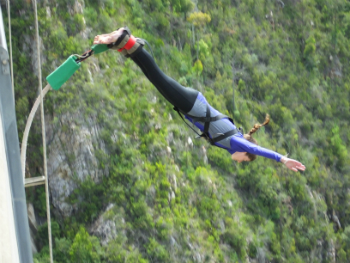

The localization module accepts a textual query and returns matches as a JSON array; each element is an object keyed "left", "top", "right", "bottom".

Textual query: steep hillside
[{"left": 4, "top": 0, "right": 350, "bottom": 262}]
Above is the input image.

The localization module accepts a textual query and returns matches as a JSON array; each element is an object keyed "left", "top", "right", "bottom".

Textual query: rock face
[
  {"left": 21, "top": 34, "right": 46, "bottom": 78},
  {"left": 46, "top": 114, "right": 107, "bottom": 217},
  {"left": 89, "top": 204, "right": 125, "bottom": 246}
]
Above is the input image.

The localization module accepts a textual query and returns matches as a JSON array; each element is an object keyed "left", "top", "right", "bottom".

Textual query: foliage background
[{"left": 4, "top": 0, "right": 350, "bottom": 262}]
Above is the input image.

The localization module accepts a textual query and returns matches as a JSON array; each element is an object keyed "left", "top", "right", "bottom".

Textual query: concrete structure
[
  {"left": 0, "top": 107, "right": 20, "bottom": 263},
  {"left": 0, "top": 4, "right": 34, "bottom": 263}
]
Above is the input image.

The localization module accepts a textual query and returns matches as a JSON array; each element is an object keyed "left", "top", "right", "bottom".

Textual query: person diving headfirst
[{"left": 93, "top": 27, "right": 305, "bottom": 172}]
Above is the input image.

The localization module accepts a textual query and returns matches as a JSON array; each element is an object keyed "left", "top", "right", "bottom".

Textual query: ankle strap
[{"left": 118, "top": 35, "right": 136, "bottom": 52}]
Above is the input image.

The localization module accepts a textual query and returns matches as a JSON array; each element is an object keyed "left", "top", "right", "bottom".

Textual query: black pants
[{"left": 131, "top": 48, "right": 198, "bottom": 113}]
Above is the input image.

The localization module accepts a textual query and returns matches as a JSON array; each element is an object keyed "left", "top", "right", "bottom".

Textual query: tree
[{"left": 69, "top": 227, "right": 101, "bottom": 263}]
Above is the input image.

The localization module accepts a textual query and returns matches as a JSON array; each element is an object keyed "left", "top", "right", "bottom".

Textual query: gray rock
[
  {"left": 90, "top": 204, "right": 121, "bottom": 246},
  {"left": 46, "top": 114, "right": 106, "bottom": 217}
]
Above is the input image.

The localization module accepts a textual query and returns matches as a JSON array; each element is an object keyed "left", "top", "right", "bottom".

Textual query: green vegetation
[{"left": 4, "top": 0, "right": 350, "bottom": 262}]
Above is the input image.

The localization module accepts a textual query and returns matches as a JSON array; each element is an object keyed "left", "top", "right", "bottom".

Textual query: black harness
[{"left": 173, "top": 105, "right": 243, "bottom": 146}]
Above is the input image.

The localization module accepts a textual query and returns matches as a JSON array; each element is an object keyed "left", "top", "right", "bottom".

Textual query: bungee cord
[{"left": 21, "top": 84, "right": 52, "bottom": 179}]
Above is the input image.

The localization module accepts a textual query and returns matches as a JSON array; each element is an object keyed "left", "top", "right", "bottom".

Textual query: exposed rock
[
  {"left": 170, "top": 236, "right": 177, "bottom": 247},
  {"left": 155, "top": 123, "right": 161, "bottom": 130},
  {"left": 151, "top": 96, "right": 157, "bottom": 104},
  {"left": 201, "top": 146, "right": 207, "bottom": 164},
  {"left": 203, "top": 155, "right": 208, "bottom": 164},
  {"left": 327, "top": 239, "right": 336, "bottom": 263},
  {"left": 169, "top": 174, "right": 177, "bottom": 191},
  {"left": 168, "top": 191, "right": 175, "bottom": 202},
  {"left": 146, "top": 185, "right": 156, "bottom": 204},
  {"left": 67, "top": 0, "right": 84, "bottom": 15},
  {"left": 167, "top": 132, "right": 174, "bottom": 144},
  {"left": 219, "top": 219, "right": 225, "bottom": 232},
  {"left": 187, "top": 241, "right": 193, "bottom": 250},
  {"left": 90, "top": 204, "right": 124, "bottom": 246},
  {"left": 257, "top": 248, "right": 265, "bottom": 263},
  {"left": 187, "top": 137, "right": 193, "bottom": 147},
  {"left": 193, "top": 252, "right": 201, "bottom": 262},
  {"left": 306, "top": 185, "right": 317, "bottom": 221},
  {"left": 46, "top": 114, "right": 107, "bottom": 217},
  {"left": 22, "top": 35, "right": 46, "bottom": 78},
  {"left": 80, "top": 25, "right": 92, "bottom": 40},
  {"left": 74, "top": 0, "right": 84, "bottom": 14},
  {"left": 90, "top": 61, "right": 100, "bottom": 73},
  {"left": 87, "top": 69, "right": 93, "bottom": 83},
  {"left": 185, "top": 238, "right": 205, "bottom": 263},
  {"left": 332, "top": 211, "right": 341, "bottom": 231},
  {"left": 46, "top": 6, "right": 51, "bottom": 18}
]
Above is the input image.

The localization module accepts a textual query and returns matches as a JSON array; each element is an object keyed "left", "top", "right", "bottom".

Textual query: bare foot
[{"left": 93, "top": 28, "right": 124, "bottom": 45}]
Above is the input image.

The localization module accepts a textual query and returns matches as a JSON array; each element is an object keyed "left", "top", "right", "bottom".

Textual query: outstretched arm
[
  {"left": 231, "top": 136, "right": 306, "bottom": 172},
  {"left": 280, "top": 157, "right": 305, "bottom": 172}
]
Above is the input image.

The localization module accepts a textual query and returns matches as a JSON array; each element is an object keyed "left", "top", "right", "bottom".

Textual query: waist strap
[{"left": 174, "top": 105, "right": 241, "bottom": 146}]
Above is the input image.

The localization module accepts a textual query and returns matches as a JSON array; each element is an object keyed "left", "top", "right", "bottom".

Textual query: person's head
[{"left": 231, "top": 114, "right": 270, "bottom": 162}]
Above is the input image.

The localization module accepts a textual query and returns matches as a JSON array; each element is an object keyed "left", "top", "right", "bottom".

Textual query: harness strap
[
  {"left": 185, "top": 108, "right": 229, "bottom": 123},
  {"left": 210, "top": 129, "right": 240, "bottom": 144},
  {"left": 204, "top": 104, "right": 210, "bottom": 135},
  {"left": 173, "top": 106, "right": 241, "bottom": 146},
  {"left": 173, "top": 107, "right": 202, "bottom": 137}
]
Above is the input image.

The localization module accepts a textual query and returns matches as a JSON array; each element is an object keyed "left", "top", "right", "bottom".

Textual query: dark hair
[{"left": 243, "top": 114, "right": 270, "bottom": 161}]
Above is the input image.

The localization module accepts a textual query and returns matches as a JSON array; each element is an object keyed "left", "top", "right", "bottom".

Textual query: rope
[
  {"left": 143, "top": 39, "right": 155, "bottom": 59},
  {"left": 6, "top": 0, "right": 14, "bottom": 97},
  {"left": 20, "top": 84, "right": 51, "bottom": 178},
  {"left": 33, "top": 0, "right": 53, "bottom": 262}
]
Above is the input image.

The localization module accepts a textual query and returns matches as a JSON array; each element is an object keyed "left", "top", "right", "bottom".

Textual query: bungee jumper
[{"left": 93, "top": 27, "right": 306, "bottom": 172}]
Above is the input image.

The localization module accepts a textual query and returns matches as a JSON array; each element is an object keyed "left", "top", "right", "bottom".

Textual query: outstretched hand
[{"left": 281, "top": 157, "right": 306, "bottom": 172}]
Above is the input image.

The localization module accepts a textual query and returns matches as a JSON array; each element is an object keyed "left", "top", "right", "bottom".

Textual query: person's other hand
[{"left": 281, "top": 157, "right": 306, "bottom": 172}]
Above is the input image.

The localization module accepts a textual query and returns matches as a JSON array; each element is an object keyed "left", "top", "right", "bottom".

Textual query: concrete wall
[
  {"left": 0, "top": 4, "right": 33, "bottom": 263},
  {"left": 0, "top": 113, "right": 20, "bottom": 263}
]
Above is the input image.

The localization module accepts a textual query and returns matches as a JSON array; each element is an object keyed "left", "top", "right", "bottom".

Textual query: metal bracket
[
  {"left": 25, "top": 176, "right": 46, "bottom": 188},
  {"left": 0, "top": 49, "right": 9, "bottom": 75}
]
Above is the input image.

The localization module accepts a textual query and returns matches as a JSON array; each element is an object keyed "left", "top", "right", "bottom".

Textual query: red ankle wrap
[{"left": 118, "top": 35, "right": 137, "bottom": 52}]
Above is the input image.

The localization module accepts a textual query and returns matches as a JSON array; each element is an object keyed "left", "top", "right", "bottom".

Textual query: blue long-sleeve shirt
[{"left": 185, "top": 93, "right": 283, "bottom": 162}]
